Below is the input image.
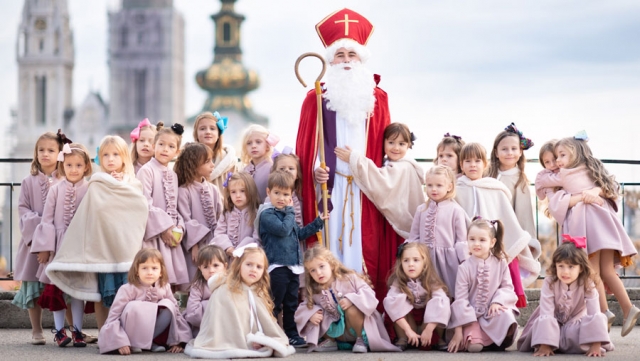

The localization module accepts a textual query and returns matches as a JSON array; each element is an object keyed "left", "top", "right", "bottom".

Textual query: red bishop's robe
[{"left": 295, "top": 75, "right": 400, "bottom": 304}]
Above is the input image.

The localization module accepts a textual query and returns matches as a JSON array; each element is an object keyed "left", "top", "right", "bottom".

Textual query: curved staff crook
[{"left": 294, "top": 52, "right": 329, "bottom": 249}]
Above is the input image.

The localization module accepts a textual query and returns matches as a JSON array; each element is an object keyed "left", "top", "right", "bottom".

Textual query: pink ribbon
[
  {"left": 562, "top": 234, "right": 587, "bottom": 249},
  {"left": 266, "top": 133, "right": 280, "bottom": 147},
  {"left": 130, "top": 118, "right": 152, "bottom": 142},
  {"left": 57, "top": 144, "right": 84, "bottom": 162}
]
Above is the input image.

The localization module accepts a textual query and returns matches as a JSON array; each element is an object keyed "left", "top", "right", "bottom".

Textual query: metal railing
[{"left": 1, "top": 157, "right": 639, "bottom": 281}]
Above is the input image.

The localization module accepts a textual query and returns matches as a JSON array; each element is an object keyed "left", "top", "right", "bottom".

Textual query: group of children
[{"left": 10, "top": 112, "right": 639, "bottom": 357}]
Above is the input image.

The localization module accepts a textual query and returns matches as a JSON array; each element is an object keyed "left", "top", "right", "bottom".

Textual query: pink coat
[
  {"left": 97, "top": 283, "right": 192, "bottom": 353},
  {"left": 243, "top": 158, "right": 272, "bottom": 204},
  {"left": 406, "top": 199, "right": 469, "bottom": 294},
  {"left": 30, "top": 178, "right": 88, "bottom": 284},
  {"left": 137, "top": 158, "right": 188, "bottom": 285},
  {"left": 536, "top": 166, "right": 636, "bottom": 259},
  {"left": 177, "top": 179, "right": 223, "bottom": 281},
  {"left": 183, "top": 282, "right": 212, "bottom": 338},
  {"left": 210, "top": 207, "right": 255, "bottom": 252},
  {"left": 450, "top": 255, "right": 519, "bottom": 346},
  {"left": 517, "top": 277, "right": 613, "bottom": 354},
  {"left": 14, "top": 171, "right": 61, "bottom": 281},
  {"left": 294, "top": 274, "right": 400, "bottom": 352},
  {"left": 383, "top": 280, "right": 451, "bottom": 327}
]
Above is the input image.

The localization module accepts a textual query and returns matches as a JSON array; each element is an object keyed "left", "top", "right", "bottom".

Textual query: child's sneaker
[
  {"left": 82, "top": 331, "right": 98, "bottom": 344},
  {"left": 289, "top": 336, "right": 307, "bottom": 348},
  {"left": 352, "top": 337, "right": 367, "bottom": 353},
  {"left": 69, "top": 326, "right": 86, "bottom": 347},
  {"left": 314, "top": 338, "right": 338, "bottom": 352},
  {"left": 151, "top": 343, "right": 166, "bottom": 352},
  {"left": 51, "top": 328, "right": 71, "bottom": 347}
]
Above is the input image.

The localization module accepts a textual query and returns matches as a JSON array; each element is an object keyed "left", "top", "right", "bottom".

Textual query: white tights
[{"left": 53, "top": 298, "right": 84, "bottom": 331}]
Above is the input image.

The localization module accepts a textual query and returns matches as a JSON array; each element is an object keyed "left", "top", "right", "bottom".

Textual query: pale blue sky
[{"left": 1, "top": 0, "right": 639, "bottom": 181}]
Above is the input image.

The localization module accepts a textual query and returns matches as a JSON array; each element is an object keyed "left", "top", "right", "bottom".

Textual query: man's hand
[
  {"left": 334, "top": 146, "right": 352, "bottom": 163},
  {"left": 314, "top": 166, "right": 330, "bottom": 184}
]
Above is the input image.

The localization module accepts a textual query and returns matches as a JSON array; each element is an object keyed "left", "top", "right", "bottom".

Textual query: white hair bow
[
  {"left": 57, "top": 144, "right": 73, "bottom": 162},
  {"left": 232, "top": 243, "right": 259, "bottom": 258}
]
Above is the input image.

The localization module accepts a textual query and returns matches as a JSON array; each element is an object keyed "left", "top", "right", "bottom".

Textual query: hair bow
[
  {"left": 504, "top": 122, "right": 534, "bottom": 150},
  {"left": 396, "top": 242, "right": 408, "bottom": 259},
  {"left": 574, "top": 130, "right": 589, "bottom": 141},
  {"left": 472, "top": 215, "right": 498, "bottom": 227},
  {"left": 171, "top": 123, "right": 185, "bottom": 136},
  {"left": 222, "top": 171, "right": 233, "bottom": 188},
  {"left": 130, "top": 118, "right": 152, "bottom": 142},
  {"left": 57, "top": 143, "right": 84, "bottom": 162},
  {"left": 266, "top": 133, "right": 280, "bottom": 147},
  {"left": 562, "top": 234, "right": 586, "bottom": 249},
  {"left": 232, "top": 243, "right": 259, "bottom": 258},
  {"left": 213, "top": 111, "right": 228, "bottom": 135},
  {"left": 443, "top": 132, "right": 462, "bottom": 141},
  {"left": 410, "top": 132, "right": 417, "bottom": 147},
  {"left": 93, "top": 146, "right": 100, "bottom": 166},
  {"left": 56, "top": 129, "right": 72, "bottom": 145},
  {"left": 271, "top": 146, "right": 293, "bottom": 160}
]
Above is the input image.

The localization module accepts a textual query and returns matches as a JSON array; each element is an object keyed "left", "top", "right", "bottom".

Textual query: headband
[
  {"left": 232, "top": 243, "right": 259, "bottom": 258},
  {"left": 222, "top": 171, "right": 233, "bottom": 188},
  {"left": 271, "top": 146, "right": 294, "bottom": 160},
  {"left": 574, "top": 130, "right": 589, "bottom": 141},
  {"left": 562, "top": 234, "right": 586, "bottom": 249},
  {"left": 396, "top": 242, "right": 408, "bottom": 259},
  {"left": 130, "top": 118, "right": 152, "bottom": 142},
  {"left": 57, "top": 129, "right": 72, "bottom": 145},
  {"left": 504, "top": 122, "right": 533, "bottom": 150},
  {"left": 472, "top": 215, "right": 498, "bottom": 228},
  {"left": 266, "top": 133, "right": 280, "bottom": 147},
  {"left": 443, "top": 132, "right": 462, "bottom": 141},
  {"left": 57, "top": 143, "right": 85, "bottom": 162},
  {"left": 213, "top": 111, "right": 228, "bottom": 135}
]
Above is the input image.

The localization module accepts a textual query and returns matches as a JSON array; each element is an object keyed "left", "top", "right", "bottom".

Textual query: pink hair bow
[
  {"left": 562, "top": 234, "right": 587, "bottom": 249},
  {"left": 266, "top": 133, "right": 280, "bottom": 147},
  {"left": 130, "top": 118, "right": 152, "bottom": 142},
  {"left": 271, "top": 146, "right": 293, "bottom": 160},
  {"left": 57, "top": 143, "right": 82, "bottom": 162}
]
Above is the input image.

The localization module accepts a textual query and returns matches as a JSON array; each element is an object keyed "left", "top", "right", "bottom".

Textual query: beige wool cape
[
  {"left": 46, "top": 173, "right": 148, "bottom": 301},
  {"left": 348, "top": 152, "right": 425, "bottom": 239},
  {"left": 185, "top": 275, "right": 295, "bottom": 359}
]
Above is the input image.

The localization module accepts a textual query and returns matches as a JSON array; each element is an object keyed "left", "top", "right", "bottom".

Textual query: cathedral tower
[{"left": 108, "top": 0, "right": 184, "bottom": 134}]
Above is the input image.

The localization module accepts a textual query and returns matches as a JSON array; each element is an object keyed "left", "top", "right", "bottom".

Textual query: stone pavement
[{"left": 1, "top": 327, "right": 639, "bottom": 360}]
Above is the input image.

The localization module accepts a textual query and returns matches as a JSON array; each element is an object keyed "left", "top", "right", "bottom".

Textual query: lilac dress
[
  {"left": 137, "top": 158, "right": 188, "bottom": 285},
  {"left": 177, "top": 179, "right": 223, "bottom": 281},
  {"left": 383, "top": 280, "right": 451, "bottom": 326},
  {"left": 210, "top": 207, "right": 256, "bottom": 253},
  {"left": 183, "top": 282, "right": 212, "bottom": 338},
  {"left": 517, "top": 277, "right": 613, "bottom": 354},
  {"left": 31, "top": 178, "right": 88, "bottom": 284},
  {"left": 294, "top": 274, "right": 400, "bottom": 352},
  {"left": 97, "top": 282, "right": 192, "bottom": 353},
  {"left": 449, "top": 255, "right": 519, "bottom": 348},
  {"left": 243, "top": 158, "right": 272, "bottom": 204},
  {"left": 406, "top": 199, "right": 469, "bottom": 295}
]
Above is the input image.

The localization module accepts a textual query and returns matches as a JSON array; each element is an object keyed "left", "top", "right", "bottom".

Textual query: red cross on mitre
[{"left": 315, "top": 8, "right": 374, "bottom": 48}]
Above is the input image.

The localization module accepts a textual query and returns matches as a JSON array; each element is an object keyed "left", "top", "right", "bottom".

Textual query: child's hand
[
  {"left": 334, "top": 146, "right": 352, "bottom": 163},
  {"left": 319, "top": 211, "right": 330, "bottom": 221},
  {"left": 405, "top": 328, "right": 420, "bottom": 347},
  {"left": 447, "top": 327, "right": 464, "bottom": 353},
  {"left": 161, "top": 228, "right": 175, "bottom": 246},
  {"left": 111, "top": 171, "right": 124, "bottom": 181},
  {"left": 167, "top": 344, "right": 184, "bottom": 353},
  {"left": 252, "top": 342, "right": 263, "bottom": 350},
  {"left": 309, "top": 310, "right": 323, "bottom": 325},
  {"left": 582, "top": 188, "right": 604, "bottom": 206},
  {"left": 533, "top": 344, "right": 555, "bottom": 357},
  {"left": 191, "top": 243, "right": 200, "bottom": 263},
  {"left": 586, "top": 342, "right": 603, "bottom": 357},
  {"left": 118, "top": 346, "right": 131, "bottom": 355},
  {"left": 314, "top": 166, "right": 330, "bottom": 184},
  {"left": 420, "top": 323, "right": 436, "bottom": 347},
  {"left": 37, "top": 251, "right": 51, "bottom": 264},
  {"left": 338, "top": 298, "right": 353, "bottom": 310},
  {"left": 225, "top": 247, "right": 235, "bottom": 257},
  {"left": 488, "top": 302, "right": 507, "bottom": 317}
]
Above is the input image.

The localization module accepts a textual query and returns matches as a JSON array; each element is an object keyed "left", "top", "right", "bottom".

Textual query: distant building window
[
  {"left": 39, "top": 39, "right": 44, "bottom": 52},
  {"left": 223, "top": 22, "right": 231, "bottom": 43},
  {"left": 35, "top": 76, "right": 47, "bottom": 125},
  {"left": 121, "top": 27, "right": 128, "bottom": 48},
  {"left": 134, "top": 69, "right": 146, "bottom": 118}
]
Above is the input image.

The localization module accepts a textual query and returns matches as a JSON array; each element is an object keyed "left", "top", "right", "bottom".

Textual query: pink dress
[
  {"left": 517, "top": 277, "right": 613, "bottom": 354},
  {"left": 536, "top": 166, "right": 636, "bottom": 261},
  {"left": 406, "top": 199, "right": 469, "bottom": 295},
  {"left": 97, "top": 283, "right": 192, "bottom": 353},
  {"left": 210, "top": 207, "right": 255, "bottom": 252},
  {"left": 243, "top": 158, "right": 272, "bottom": 204},
  {"left": 294, "top": 274, "right": 400, "bottom": 352},
  {"left": 177, "top": 179, "right": 223, "bottom": 281},
  {"left": 449, "top": 255, "right": 519, "bottom": 348},
  {"left": 134, "top": 161, "right": 144, "bottom": 175},
  {"left": 183, "top": 282, "right": 212, "bottom": 338},
  {"left": 137, "top": 158, "right": 188, "bottom": 285},
  {"left": 14, "top": 171, "right": 61, "bottom": 282},
  {"left": 30, "top": 178, "right": 88, "bottom": 284},
  {"left": 383, "top": 280, "right": 451, "bottom": 326}
]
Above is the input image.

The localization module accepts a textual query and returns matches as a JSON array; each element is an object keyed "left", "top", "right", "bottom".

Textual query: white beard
[{"left": 323, "top": 62, "right": 376, "bottom": 125}]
